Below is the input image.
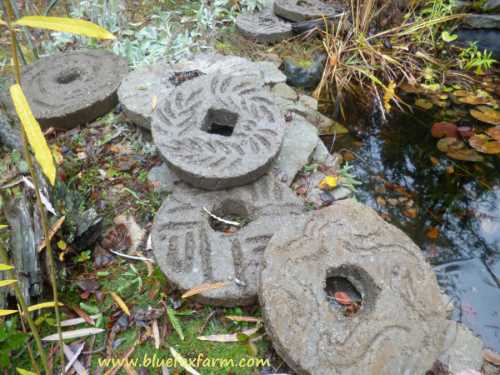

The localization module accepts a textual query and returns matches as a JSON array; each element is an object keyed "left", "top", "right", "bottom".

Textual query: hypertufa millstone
[
  {"left": 260, "top": 200, "right": 449, "bottom": 375},
  {"left": 151, "top": 175, "right": 304, "bottom": 306},
  {"left": 235, "top": 6, "right": 293, "bottom": 43},
  {"left": 274, "top": 0, "right": 342, "bottom": 22},
  {"left": 18, "top": 49, "right": 128, "bottom": 130},
  {"left": 151, "top": 74, "right": 285, "bottom": 190}
]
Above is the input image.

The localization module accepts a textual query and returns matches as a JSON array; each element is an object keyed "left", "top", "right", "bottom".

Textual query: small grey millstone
[
  {"left": 152, "top": 74, "right": 285, "bottom": 190},
  {"left": 151, "top": 175, "right": 304, "bottom": 306},
  {"left": 274, "top": 0, "right": 342, "bottom": 22},
  {"left": 260, "top": 200, "right": 448, "bottom": 375},
  {"left": 118, "top": 63, "right": 176, "bottom": 129},
  {"left": 236, "top": 7, "right": 293, "bottom": 43},
  {"left": 16, "top": 49, "right": 127, "bottom": 129},
  {"left": 439, "top": 321, "right": 484, "bottom": 373},
  {"left": 272, "top": 115, "right": 318, "bottom": 185}
]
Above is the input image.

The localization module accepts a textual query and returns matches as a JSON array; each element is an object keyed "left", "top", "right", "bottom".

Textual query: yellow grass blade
[
  {"left": 14, "top": 16, "right": 115, "bottom": 40},
  {"left": 0, "top": 309, "right": 18, "bottom": 317},
  {"left": 27, "top": 301, "right": 63, "bottom": 312},
  {"left": 0, "top": 264, "right": 14, "bottom": 271},
  {"left": 110, "top": 292, "right": 130, "bottom": 316},
  {"left": 0, "top": 279, "right": 17, "bottom": 287},
  {"left": 0, "top": 224, "right": 8, "bottom": 230},
  {"left": 16, "top": 368, "right": 37, "bottom": 375},
  {"left": 10, "top": 84, "right": 56, "bottom": 185}
]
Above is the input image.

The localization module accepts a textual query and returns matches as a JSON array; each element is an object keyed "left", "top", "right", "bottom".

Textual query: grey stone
[
  {"left": 274, "top": 0, "right": 342, "bottom": 22},
  {"left": 260, "top": 200, "right": 448, "bottom": 375},
  {"left": 151, "top": 175, "right": 304, "bottom": 306},
  {"left": 271, "top": 116, "right": 318, "bottom": 185},
  {"left": 439, "top": 321, "right": 484, "bottom": 373},
  {"left": 235, "top": 6, "right": 293, "bottom": 43},
  {"left": 148, "top": 163, "right": 181, "bottom": 192},
  {"left": 311, "top": 140, "right": 330, "bottom": 163},
  {"left": 152, "top": 74, "right": 285, "bottom": 190},
  {"left": 330, "top": 186, "right": 353, "bottom": 201},
  {"left": 464, "top": 14, "right": 500, "bottom": 29},
  {"left": 483, "top": 0, "right": 500, "bottom": 12},
  {"left": 298, "top": 94, "right": 318, "bottom": 110},
  {"left": 271, "top": 82, "right": 298, "bottom": 101},
  {"left": 118, "top": 63, "right": 176, "bottom": 129},
  {"left": 16, "top": 50, "right": 127, "bottom": 130},
  {"left": 173, "top": 53, "right": 286, "bottom": 86},
  {"left": 0, "top": 110, "right": 21, "bottom": 150}
]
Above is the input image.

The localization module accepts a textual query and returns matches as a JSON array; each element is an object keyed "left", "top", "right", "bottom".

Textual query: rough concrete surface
[
  {"left": 236, "top": 6, "right": 293, "bottom": 43},
  {"left": 274, "top": 0, "right": 342, "bottom": 22}
]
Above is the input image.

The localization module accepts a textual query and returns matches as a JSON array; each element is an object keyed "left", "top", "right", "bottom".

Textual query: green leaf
[
  {"left": 9, "top": 84, "right": 56, "bottom": 185},
  {"left": 14, "top": 16, "right": 115, "bottom": 40},
  {"left": 166, "top": 306, "right": 184, "bottom": 341},
  {"left": 0, "top": 279, "right": 17, "bottom": 288},
  {"left": 169, "top": 347, "right": 200, "bottom": 375},
  {"left": 0, "top": 264, "right": 14, "bottom": 271},
  {"left": 17, "top": 368, "right": 37, "bottom": 375},
  {"left": 441, "top": 31, "right": 457, "bottom": 42},
  {"left": 0, "top": 309, "right": 18, "bottom": 317}
]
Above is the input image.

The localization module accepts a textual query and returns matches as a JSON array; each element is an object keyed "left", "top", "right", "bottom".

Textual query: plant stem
[
  {"left": 2, "top": 0, "right": 66, "bottom": 371},
  {"left": 0, "top": 242, "right": 49, "bottom": 375}
]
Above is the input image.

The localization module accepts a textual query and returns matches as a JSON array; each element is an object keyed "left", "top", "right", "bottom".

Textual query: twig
[
  {"left": 109, "top": 249, "right": 154, "bottom": 262},
  {"left": 202, "top": 207, "right": 240, "bottom": 227}
]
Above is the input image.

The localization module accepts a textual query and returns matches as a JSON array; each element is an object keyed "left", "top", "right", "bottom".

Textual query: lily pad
[
  {"left": 431, "top": 122, "right": 458, "bottom": 138},
  {"left": 486, "top": 126, "right": 500, "bottom": 141},
  {"left": 470, "top": 106, "right": 500, "bottom": 126},
  {"left": 437, "top": 137, "right": 464, "bottom": 153},
  {"left": 415, "top": 98, "right": 433, "bottom": 110},
  {"left": 469, "top": 134, "right": 500, "bottom": 155},
  {"left": 446, "top": 149, "right": 484, "bottom": 162}
]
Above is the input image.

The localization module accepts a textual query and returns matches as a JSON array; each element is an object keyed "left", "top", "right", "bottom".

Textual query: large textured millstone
[
  {"left": 235, "top": 6, "right": 293, "bottom": 43},
  {"left": 151, "top": 74, "right": 285, "bottom": 190},
  {"left": 17, "top": 50, "right": 127, "bottom": 129},
  {"left": 260, "top": 200, "right": 448, "bottom": 375},
  {"left": 273, "top": 0, "right": 342, "bottom": 22},
  {"left": 151, "top": 175, "right": 304, "bottom": 306}
]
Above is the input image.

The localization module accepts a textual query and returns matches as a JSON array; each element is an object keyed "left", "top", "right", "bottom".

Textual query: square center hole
[{"left": 202, "top": 108, "right": 239, "bottom": 137}]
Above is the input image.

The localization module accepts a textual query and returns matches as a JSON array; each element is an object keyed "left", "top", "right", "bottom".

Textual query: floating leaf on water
[
  {"left": 457, "top": 126, "right": 474, "bottom": 139},
  {"left": 470, "top": 106, "right": 500, "bottom": 126},
  {"left": 441, "top": 30, "right": 458, "bottom": 42},
  {"left": 446, "top": 148, "right": 484, "bottom": 162},
  {"left": 486, "top": 126, "right": 500, "bottom": 141},
  {"left": 458, "top": 94, "right": 493, "bottom": 106},
  {"left": 469, "top": 134, "right": 500, "bottom": 154},
  {"left": 415, "top": 98, "right": 433, "bottom": 110},
  {"left": 437, "top": 137, "right": 464, "bottom": 153},
  {"left": 431, "top": 122, "right": 458, "bottom": 138}
]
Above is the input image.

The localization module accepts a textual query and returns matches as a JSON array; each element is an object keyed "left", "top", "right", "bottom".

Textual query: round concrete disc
[
  {"left": 274, "top": 0, "right": 342, "bottom": 22},
  {"left": 118, "top": 63, "right": 176, "bottom": 129},
  {"left": 260, "top": 200, "right": 449, "bottom": 375},
  {"left": 19, "top": 49, "right": 128, "bottom": 129},
  {"left": 236, "top": 7, "right": 293, "bottom": 43},
  {"left": 151, "top": 175, "right": 304, "bottom": 306},
  {"left": 151, "top": 74, "right": 285, "bottom": 190}
]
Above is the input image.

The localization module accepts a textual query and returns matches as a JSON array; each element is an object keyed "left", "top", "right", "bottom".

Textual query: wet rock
[
  {"left": 330, "top": 186, "right": 353, "bottom": 201},
  {"left": 148, "top": 163, "right": 181, "bottom": 193},
  {"left": 272, "top": 115, "right": 318, "bottom": 185},
  {"left": 282, "top": 54, "right": 326, "bottom": 89},
  {"left": 118, "top": 63, "right": 177, "bottom": 129},
  {"left": 151, "top": 175, "right": 304, "bottom": 307},
  {"left": 271, "top": 82, "right": 298, "bottom": 101},
  {"left": 455, "top": 29, "right": 500, "bottom": 59},
  {"left": 235, "top": 6, "right": 293, "bottom": 43},
  {"left": 439, "top": 321, "right": 484, "bottom": 373},
  {"left": 464, "top": 14, "right": 500, "bottom": 29},
  {"left": 6, "top": 49, "right": 128, "bottom": 130},
  {"left": 483, "top": 0, "right": 500, "bottom": 12},
  {"left": 151, "top": 74, "right": 285, "bottom": 190},
  {"left": 275, "top": 96, "right": 335, "bottom": 134},
  {"left": 260, "top": 200, "right": 448, "bottom": 375},
  {"left": 298, "top": 94, "right": 318, "bottom": 110},
  {"left": 274, "top": 0, "right": 342, "bottom": 22}
]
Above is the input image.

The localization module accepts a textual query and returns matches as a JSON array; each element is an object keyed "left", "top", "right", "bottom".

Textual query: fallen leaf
[
  {"left": 0, "top": 264, "right": 14, "bottom": 271},
  {"left": 0, "top": 309, "right": 18, "bottom": 317},
  {"left": 113, "top": 214, "right": 145, "bottom": 254},
  {"left": 152, "top": 320, "right": 160, "bottom": 350},
  {"left": 319, "top": 176, "right": 338, "bottom": 191},
  {"left": 426, "top": 227, "right": 440, "bottom": 240},
  {"left": 169, "top": 347, "right": 200, "bottom": 375},
  {"left": 42, "top": 327, "right": 105, "bottom": 341},
  {"left": 60, "top": 314, "right": 100, "bottom": 327},
  {"left": 63, "top": 343, "right": 86, "bottom": 374},
  {"left": 431, "top": 122, "right": 458, "bottom": 138},
  {"left": 197, "top": 327, "right": 259, "bottom": 342},
  {"left": 27, "top": 301, "right": 63, "bottom": 312},
  {"left": 334, "top": 292, "right": 352, "bottom": 305},
  {"left": 482, "top": 348, "right": 500, "bottom": 365},
  {"left": 383, "top": 81, "right": 396, "bottom": 112},
  {"left": 0, "top": 279, "right": 17, "bottom": 287},
  {"left": 469, "top": 134, "right": 500, "bottom": 154},
  {"left": 430, "top": 156, "right": 439, "bottom": 166},
  {"left": 37, "top": 216, "right": 65, "bottom": 252},
  {"left": 111, "top": 292, "right": 130, "bottom": 316},
  {"left": 167, "top": 306, "right": 184, "bottom": 341},
  {"left": 470, "top": 106, "right": 500, "bottom": 126},
  {"left": 16, "top": 369, "right": 36, "bottom": 375},
  {"left": 225, "top": 316, "right": 262, "bottom": 323},
  {"left": 403, "top": 208, "right": 418, "bottom": 219},
  {"left": 181, "top": 282, "right": 227, "bottom": 299}
]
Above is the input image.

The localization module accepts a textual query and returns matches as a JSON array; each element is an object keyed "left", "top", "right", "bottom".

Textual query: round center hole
[
  {"left": 325, "top": 276, "right": 363, "bottom": 316},
  {"left": 208, "top": 199, "right": 250, "bottom": 233},
  {"left": 56, "top": 69, "right": 81, "bottom": 84}
]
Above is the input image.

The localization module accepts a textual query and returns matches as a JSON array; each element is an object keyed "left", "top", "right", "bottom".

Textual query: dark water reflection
[{"left": 329, "top": 109, "right": 500, "bottom": 352}]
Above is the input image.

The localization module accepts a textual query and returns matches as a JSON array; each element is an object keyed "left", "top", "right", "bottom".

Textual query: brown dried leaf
[
  {"left": 181, "top": 282, "right": 227, "bottom": 299},
  {"left": 225, "top": 315, "right": 262, "bottom": 323},
  {"left": 111, "top": 292, "right": 130, "bottom": 316},
  {"left": 37, "top": 216, "right": 65, "bottom": 252},
  {"left": 483, "top": 348, "right": 500, "bottom": 366},
  {"left": 197, "top": 327, "right": 259, "bottom": 343}
]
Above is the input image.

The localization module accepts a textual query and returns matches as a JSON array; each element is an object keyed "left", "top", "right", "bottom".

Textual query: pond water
[{"left": 328, "top": 108, "right": 500, "bottom": 352}]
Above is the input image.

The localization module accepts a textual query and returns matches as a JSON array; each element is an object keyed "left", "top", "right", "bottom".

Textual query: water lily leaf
[
  {"left": 446, "top": 149, "right": 484, "bottom": 162},
  {"left": 431, "top": 122, "right": 458, "bottom": 138},
  {"left": 458, "top": 126, "right": 474, "bottom": 139},
  {"left": 415, "top": 98, "right": 433, "bottom": 110},
  {"left": 441, "top": 31, "right": 458, "bottom": 42},
  {"left": 469, "top": 134, "right": 500, "bottom": 154},
  {"left": 458, "top": 95, "right": 494, "bottom": 106},
  {"left": 14, "top": 16, "right": 115, "bottom": 40},
  {"left": 470, "top": 106, "right": 500, "bottom": 126},
  {"left": 486, "top": 126, "right": 500, "bottom": 141},
  {"left": 437, "top": 137, "right": 464, "bottom": 153}
]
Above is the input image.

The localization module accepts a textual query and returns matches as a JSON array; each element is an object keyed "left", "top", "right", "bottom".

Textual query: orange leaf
[
  {"left": 426, "top": 227, "right": 440, "bottom": 240},
  {"left": 334, "top": 292, "right": 352, "bottom": 305},
  {"left": 181, "top": 282, "right": 227, "bottom": 299}
]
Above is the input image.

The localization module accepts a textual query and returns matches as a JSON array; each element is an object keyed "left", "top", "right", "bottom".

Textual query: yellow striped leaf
[
  {"left": 27, "top": 301, "right": 63, "bottom": 312},
  {"left": 10, "top": 84, "right": 56, "bottom": 185},
  {"left": 14, "top": 16, "right": 115, "bottom": 40},
  {"left": 110, "top": 292, "right": 130, "bottom": 316},
  {"left": 0, "top": 264, "right": 14, "bottom": 271},
  {"left": 0, "top": 309, "right": 18, "bottom": 317},
  {"left": 0, "top": 279, "right": 17, "bottom": 287}
]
